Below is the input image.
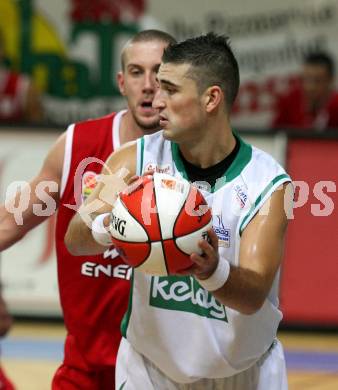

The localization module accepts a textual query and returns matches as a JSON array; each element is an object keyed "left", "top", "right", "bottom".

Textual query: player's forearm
[
  {"left": 211, "top": 265, "right": 269, "bottom": 315},
  {"left": 0, "top": 226, "right": 26, "bottom": 252},
  {"left": 65, "top": 212, "right": 107, "bottom": 256},
  {"left": 0, "top": 207, "right": 26, "bottom": 251}
]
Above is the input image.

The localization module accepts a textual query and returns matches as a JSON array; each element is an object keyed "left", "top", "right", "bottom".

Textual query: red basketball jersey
[{"left": 56, "top": 111, "right": 130, "bottom": 367}]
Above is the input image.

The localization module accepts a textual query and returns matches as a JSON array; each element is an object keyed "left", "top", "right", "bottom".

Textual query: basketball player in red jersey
[{"left": 0, "top": 29, "right": 176, "bottom": 389}]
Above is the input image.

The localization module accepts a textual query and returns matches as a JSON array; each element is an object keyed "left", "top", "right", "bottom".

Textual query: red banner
[{"left": 281, "top": 138, "right": 338, "bottom": 325}]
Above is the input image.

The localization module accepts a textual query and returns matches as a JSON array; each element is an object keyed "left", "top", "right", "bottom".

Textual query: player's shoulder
[
  {"left": 250, "top": 144, "right": 280, "bottom": 168},
  {"left": 105, "top": 140, "right": 137, "bottom": 175},
  {"left": 109, "top": 139, "right": 137, "bottom": 161},
  {"left": 242, "top": 142, "right": 290, "bottom": 186},
  {"left": 73, "top": 112, "right": 117, "bottom": 129}
]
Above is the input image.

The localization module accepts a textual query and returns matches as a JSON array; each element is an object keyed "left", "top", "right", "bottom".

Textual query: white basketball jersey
[{"left": 121, "top": 131, "right": 291, "bottom": 383}]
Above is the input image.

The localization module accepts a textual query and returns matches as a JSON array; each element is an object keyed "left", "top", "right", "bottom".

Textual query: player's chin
[
  {"left": 162, "top": 128, "right": 176, "bottom": 140},
  {"left": 138, "top": 117, "right": 161, "bottom": 132}
]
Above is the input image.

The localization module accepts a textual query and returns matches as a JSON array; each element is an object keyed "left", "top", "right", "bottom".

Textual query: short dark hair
[
  {"left": 121, "top": 29, "right": 176, "bottom": 69},
  {"left": 162, "top": 32, "right": 240, "bottom": 110},
  {"left": 304, "top": 52, "right": 335, "bottom": 78}
]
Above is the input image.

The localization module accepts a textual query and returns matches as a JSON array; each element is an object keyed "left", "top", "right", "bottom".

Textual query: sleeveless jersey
[
  {"left": 0, "top": 69, "right": 29, "bottom": 121},
  {"left": 121, "top": 131, "right": 291, "bottom": 382},
  {"left": 56, "top": 111, "right": 130, "bottom": 367}
]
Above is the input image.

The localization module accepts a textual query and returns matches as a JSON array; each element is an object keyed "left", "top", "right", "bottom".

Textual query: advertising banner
[
  {"left": 0, "top": 129, "right": 61, "bottom": 316},
  {"left": 1, "top": 0, "right": 338, "bottom": 128}
]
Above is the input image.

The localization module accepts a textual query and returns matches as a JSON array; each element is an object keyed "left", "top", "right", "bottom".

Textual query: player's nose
[
  {"left": 152, "top": 88, "right": 165, "bottom": 109},
  {"left": 143, "top": 73, "right": 156, "bottom": 93}
]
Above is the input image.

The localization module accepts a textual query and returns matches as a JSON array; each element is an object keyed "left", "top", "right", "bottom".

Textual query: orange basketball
[{"left": 109, "top": 173, "right": 212, "bottom": 275}]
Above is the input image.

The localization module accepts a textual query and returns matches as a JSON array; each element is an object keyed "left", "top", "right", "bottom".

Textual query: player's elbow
[{"left": 239, "top": 295, "right": 266, "bottom": 315}]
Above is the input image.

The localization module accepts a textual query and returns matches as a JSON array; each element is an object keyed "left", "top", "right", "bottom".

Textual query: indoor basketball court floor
[{"left": 1, "top": 322, "right": 338, "bottom": 389}]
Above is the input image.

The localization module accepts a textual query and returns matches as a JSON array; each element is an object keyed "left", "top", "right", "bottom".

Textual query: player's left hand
[{"left": 179, "top": 228, "right": 219, "bottom": 279}]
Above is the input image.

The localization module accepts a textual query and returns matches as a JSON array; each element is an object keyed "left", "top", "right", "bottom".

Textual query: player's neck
[
  {"left": 119, "top": 111, "right": 144, "bottom": 145},
  {"left": 179, "top": 120, "right": 235, "bottom": 169}
]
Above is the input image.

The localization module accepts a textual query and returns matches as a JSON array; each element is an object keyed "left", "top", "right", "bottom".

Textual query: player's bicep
[{"left": 239, "top": 183, "right": 293, "bottom": 288}]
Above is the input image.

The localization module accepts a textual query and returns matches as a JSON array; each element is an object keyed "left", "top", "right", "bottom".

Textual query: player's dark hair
[
  {"left": 162, "top": 32, "right": 240, "bottom": 111},
  {"left": 121, "top": 29, "right": 176, "bottom": 69},
  {"left": 304, "top": 52, "right": 335, "bottom": 78}
]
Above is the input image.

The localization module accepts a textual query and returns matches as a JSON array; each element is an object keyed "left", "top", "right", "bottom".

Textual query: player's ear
[
  {"left": 204, "top": 86, "right": 222, "bottom": 113},
  {"left": 117, "top": 71, "right": 126, "bottom": 96}
]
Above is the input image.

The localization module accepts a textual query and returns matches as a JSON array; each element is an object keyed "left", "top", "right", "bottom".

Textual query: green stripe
[
  {"left": 121, "top": 270, "right": 134, "bottom": 337},
  {"left": 171, "top": 133, "right": 252, "bottom": 192},
  {"left": 239, "top": 174, "right": 291, "bottom": 235},
  {"left": 138, "top": 137, "right": 145, "bottom": 175},
  {"left": 119, "top": 380, "right": 127, "bottom": 390}
]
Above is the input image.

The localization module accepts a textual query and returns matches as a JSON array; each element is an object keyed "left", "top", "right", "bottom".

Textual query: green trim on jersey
[
  {"left": 171, "top": 135, "right": 252, "bottom": 192},
  {"left": 137, "top": 137, "right": 145, "bottom": 175},
  {"left": 239, "top": 173, "right": 291, "bottom": 235},
  {"left": 118, "top": 381, "right": 127, "bottom": 390},
  {"left": 121, "top": 270, "right": 134, "bottom": 338}
]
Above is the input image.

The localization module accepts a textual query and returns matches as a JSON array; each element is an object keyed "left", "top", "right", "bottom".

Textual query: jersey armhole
[{"left": 238, "top": 174, "right": 291, "bottom": 236}]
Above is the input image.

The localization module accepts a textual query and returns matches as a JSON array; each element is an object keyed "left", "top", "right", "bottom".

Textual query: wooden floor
[
  {"left": 279, "top": 332, "right": 338, "bottom": 390},
  {"left": 1, "top": 322, "right": 338, "bottom": 389}
]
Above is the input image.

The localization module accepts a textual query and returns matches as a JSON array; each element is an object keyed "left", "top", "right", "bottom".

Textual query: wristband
[
  {"left": 91, "top": 213, "right": 112, "bottom": 246},
  {"left": 197, "top": 257, "right": 230, "bottom": 292}
]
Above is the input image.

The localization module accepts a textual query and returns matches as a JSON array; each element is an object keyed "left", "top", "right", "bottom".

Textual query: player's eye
[
  {"left": 130, "top": 68, "right": 142, "bottom": 76},
  {"left": 165, "top": 86, "right": 176, "bottom": 95}
]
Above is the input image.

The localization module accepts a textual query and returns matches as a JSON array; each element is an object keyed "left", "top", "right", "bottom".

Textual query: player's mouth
[
  {"left": 159, "top": 114, "right": 169, "bottom": 127},
  {"left": 139, "top": 101, "right": 156, "bottom": 115}
]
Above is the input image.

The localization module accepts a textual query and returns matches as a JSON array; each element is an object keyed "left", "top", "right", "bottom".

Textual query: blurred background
[{"left": 0, "top": 0, "right": 337, "bottom": 389}]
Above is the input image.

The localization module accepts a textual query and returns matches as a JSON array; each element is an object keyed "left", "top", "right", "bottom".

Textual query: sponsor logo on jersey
[
  {"left": 214, "top": 215, "right": 230, "bottom": 248},
  {"left": 234, "top": 184, "right": 248, "bottom": 209},
  {"left": 149, "top": 276, "right": 227, "bottom": 322},
  {"left": 103, "top": 247, "right": 120, "bottom": 260},
  {"left": 144, "top": 163, "right": 172, "bottom": 174},
  {"left": 82, "top": 171, "right": 99, "bottom": 201},
  {"left": 81, "top": 262, "right": 131, "bottom": 279},
  {"left": 160, "top": 178, "right": 185, "bottom": 193}
]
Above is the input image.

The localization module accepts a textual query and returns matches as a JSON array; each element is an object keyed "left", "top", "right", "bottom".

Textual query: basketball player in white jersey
[{"left": 66, "top": 33, "right": 293, "bottom": 390}]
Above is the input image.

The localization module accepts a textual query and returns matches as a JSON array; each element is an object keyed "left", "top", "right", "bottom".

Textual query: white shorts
[{"left": 116, "top": 338, "right": 288, "bottom": 390}]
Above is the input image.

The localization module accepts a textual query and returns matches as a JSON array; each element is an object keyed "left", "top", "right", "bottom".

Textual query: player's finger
[
  {"left": 207, "top": 228, "right": 219, "bottom": 250},
  {"left": 197, "top": 239, "right": 215, "bottom": 259},
  {"left": 190, "top": 252, "right": 207, "bottom": 266}
]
